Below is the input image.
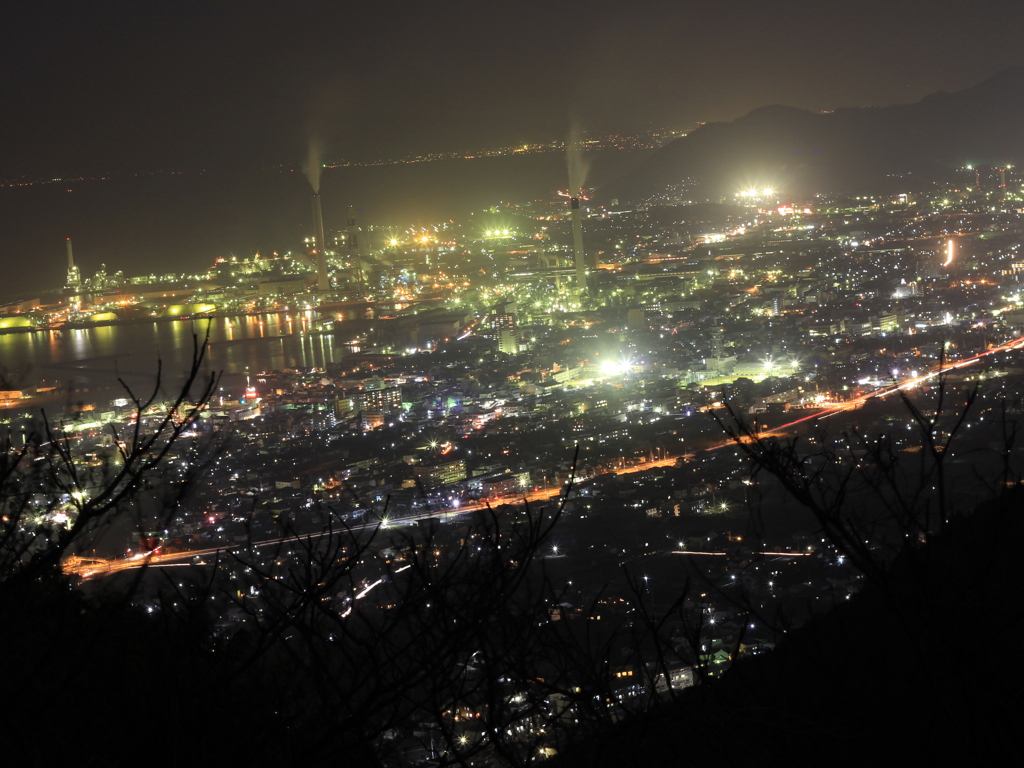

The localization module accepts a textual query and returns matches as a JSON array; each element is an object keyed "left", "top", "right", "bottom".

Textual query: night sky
[
  {"left": 5, "top": 0, "right": 1023, "bottom": 176},
  {"left": 2, "top": 1, "right": 1023, "bottom": 291}
]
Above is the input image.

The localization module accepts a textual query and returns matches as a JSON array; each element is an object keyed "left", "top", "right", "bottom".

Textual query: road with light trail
[{"left": 65, "top": 332, "right": 1024, "bottom": 578}]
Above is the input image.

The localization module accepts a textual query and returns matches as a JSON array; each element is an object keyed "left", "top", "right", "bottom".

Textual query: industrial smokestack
[
  {"left": 312, "top": 193, "right": 329, "bottom": 290},
  {"left": 65, "top": 237, "right": 81, "bottom": 288},
  {"left": 571, "top": 196, "right": 586, "bottom": 295},
  {"left": 347, "top": 209, "right": 363, "bottom": 287}
]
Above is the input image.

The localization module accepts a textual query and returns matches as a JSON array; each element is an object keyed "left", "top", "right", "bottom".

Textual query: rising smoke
[
  {"left": 304, "top": 137, "right": 324, "bottom": 193},
  {"left": 566, "top": 123, "right": 590, "bottom": 193}
]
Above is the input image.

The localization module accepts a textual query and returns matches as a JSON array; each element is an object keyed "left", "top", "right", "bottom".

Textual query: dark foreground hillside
[
  {"left": 555, "top": 488, "right": 1024, "bottom": 767},
  {"left": 2, "top": 471, "right": 1020, "bottom": 766}
]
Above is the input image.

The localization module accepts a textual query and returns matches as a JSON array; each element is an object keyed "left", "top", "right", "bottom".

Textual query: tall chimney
[
  {"left": 312, "top": 193, "right": 329, "bottom": 290},
  {"left": 571, "top": 196, "right": 586, "bottom": 295},
  {"left": 65, "top": 237, "right": 81, "bottom": 288},
  {"left": 347, "top": 209, "right": 363, "bottom": 287}
]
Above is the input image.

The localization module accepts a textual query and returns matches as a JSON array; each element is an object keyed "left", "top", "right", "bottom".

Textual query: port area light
[{"left": 736, "top": 187, "right": 777, "bottom": 199}]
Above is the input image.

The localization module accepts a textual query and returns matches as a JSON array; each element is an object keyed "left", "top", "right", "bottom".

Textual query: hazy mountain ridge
[{"left": 608, "top": 67, "right": 1024, "bottom": 201}]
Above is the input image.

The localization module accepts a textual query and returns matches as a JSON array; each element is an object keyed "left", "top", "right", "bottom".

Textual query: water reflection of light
[
  {"left": 93, "top": 325, "right": 116, "bottom": 356},
  {"left": 69, "top": 329, "right": 91, "bottom": 360},
  {"left": 0, "top": 312, "right": 347, "bottom": 395}
]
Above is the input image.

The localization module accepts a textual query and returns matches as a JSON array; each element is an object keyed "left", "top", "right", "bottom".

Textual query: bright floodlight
[
  {"left": 600, "top": 358, "right": 629, "bottom": 376},
  {"left": 762, "top": 187, "right": 775, "bottom": 196}
]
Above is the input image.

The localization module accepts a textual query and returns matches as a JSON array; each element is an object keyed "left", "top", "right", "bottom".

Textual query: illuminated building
[
  {"left": 414, "top": 458, "right": 467, "bottom": 487},
  {"left": 355, "top": 386, "right": 402, "bottom": 414},
  {"left": 491, "top": 311, "right": 518, "bottom": 355}
]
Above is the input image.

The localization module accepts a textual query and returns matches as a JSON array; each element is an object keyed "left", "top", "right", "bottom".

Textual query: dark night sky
[
  {"left": 5, "top": 0, "right": 1024, "bottom": 176},
  {"left": 2, "top": 1, "right": 1024, "bottom": 294}
]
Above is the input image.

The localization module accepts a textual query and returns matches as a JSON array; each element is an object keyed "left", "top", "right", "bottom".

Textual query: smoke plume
[
  {"left": 304, "top": 137, "right": 324, "bottom": 193},
  {"left": 566, "top": 123, "right": 590, "bottom": 193}
]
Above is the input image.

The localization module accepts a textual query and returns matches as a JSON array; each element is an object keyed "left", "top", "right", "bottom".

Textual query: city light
[
  {"left": 8, "top": 57, "right": 1022, "bottom": 764},
  {"left": 599, "top": 357, "right": 632, "bottom": 376}
]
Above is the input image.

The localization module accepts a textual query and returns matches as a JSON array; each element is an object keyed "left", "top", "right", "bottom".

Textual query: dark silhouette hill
[
  {"left": 608, "top": 67, "right": 1024, "bottom": 201},
  {"left": 554, "top": 485, "right": 1024, "bottom": 767}
]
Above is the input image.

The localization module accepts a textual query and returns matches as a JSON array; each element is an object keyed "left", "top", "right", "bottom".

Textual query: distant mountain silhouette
[{"left": 608, "top": 67, "right": 1024, "bottom": 201}]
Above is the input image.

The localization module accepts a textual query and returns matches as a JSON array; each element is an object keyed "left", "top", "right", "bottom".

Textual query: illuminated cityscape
[{"left": 2, "top": 3, "right": 1024, "bottom": 765}]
